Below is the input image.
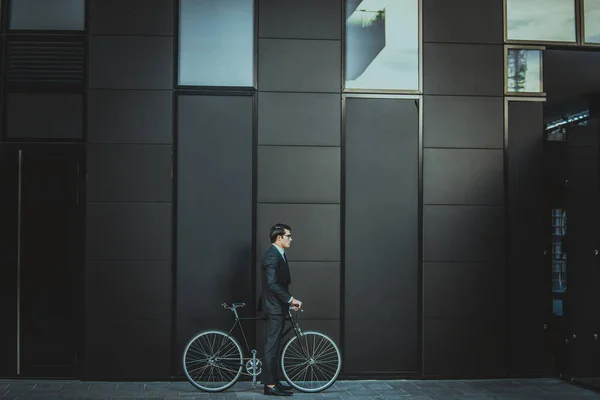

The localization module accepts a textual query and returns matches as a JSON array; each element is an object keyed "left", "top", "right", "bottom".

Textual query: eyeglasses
[{"left": 283, "top": 234, "right": 292, "bottom": 238}]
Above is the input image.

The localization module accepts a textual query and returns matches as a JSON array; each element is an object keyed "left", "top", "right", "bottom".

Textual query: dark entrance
[{"left": 0, "top": 144, "right": 84, "bottom": 377}]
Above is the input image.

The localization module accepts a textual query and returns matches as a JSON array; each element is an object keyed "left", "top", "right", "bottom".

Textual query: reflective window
[
  {"left": 344, "top": 0, "right": 419, "bottom": 91},
  {"left": 507, "top": 48, "right": 543, "bottom": 93},
  {"left": 584, "top": 0, "right": 600, "bottom": 43},
  {"left": 10, "top": 0, "right": 85, "bottom": 30},
  {"left": 506, "top": 0, "right": 576, "bottom": 43},
  {"left": 178, "top": 0, "right": 254, "bottom": 87}
]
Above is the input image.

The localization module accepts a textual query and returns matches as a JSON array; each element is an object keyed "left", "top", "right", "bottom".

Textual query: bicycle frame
[{"left": 221, "top": 304, "right": 304, "bottom": 384}]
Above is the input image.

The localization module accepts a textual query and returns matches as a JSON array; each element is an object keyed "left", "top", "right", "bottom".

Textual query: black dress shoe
[
  {"left": 278, "top": 381, "right": 293, "bottom": 390},
  {"left": 264, "top": 385, "right": 293, "bottom": 396}
]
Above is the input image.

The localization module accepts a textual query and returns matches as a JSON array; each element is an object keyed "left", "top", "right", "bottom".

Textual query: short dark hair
[{"left": 270, "top": 223, "right": 291, "bottom": 243}]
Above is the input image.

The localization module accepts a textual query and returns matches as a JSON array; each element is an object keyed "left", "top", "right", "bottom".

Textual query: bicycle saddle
[{"left": 222, "top": 302, "right": 246, "bottom": 309}]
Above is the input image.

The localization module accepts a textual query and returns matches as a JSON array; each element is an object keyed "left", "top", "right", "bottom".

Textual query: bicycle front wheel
[
  {"left": 280, "top": 331, "right": 342, "bottom": 393},
  {"left": 182, "top": 330, "right": 243, "bottom": 392}
]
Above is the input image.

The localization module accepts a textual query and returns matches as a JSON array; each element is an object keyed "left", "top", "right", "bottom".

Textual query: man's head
[{"left": 270, "top": 223, "right": 292, "bottom": 249}]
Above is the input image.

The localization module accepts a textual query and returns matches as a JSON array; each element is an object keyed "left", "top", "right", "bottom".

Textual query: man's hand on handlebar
[{"left": 290, "top": 297, "right": 303, "bottom": 311}]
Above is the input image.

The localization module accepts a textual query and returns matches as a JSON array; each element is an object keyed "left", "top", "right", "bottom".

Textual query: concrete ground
[{"left": 2, "top": 378, "right": 600, "bottom": 399}]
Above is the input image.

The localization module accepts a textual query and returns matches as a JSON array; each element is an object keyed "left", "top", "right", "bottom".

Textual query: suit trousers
[{"left": 262, "top": 314, "right": 285, "bottom": 385}]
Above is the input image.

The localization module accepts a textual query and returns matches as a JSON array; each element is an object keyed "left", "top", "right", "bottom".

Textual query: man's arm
[{"left": 264, "top": 252, "right": 292, "bottom": 303}]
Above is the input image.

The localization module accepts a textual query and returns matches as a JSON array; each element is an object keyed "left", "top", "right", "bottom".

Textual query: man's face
[{"left": 280, "top": 229, "right": 292, "bottom": 249}]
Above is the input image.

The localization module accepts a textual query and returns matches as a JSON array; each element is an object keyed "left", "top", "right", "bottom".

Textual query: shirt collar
[{"left": 272, "top": 243, "right": 285, "bottom": 258}]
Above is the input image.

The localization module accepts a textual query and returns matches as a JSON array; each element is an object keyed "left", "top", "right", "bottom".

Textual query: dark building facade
[{"left": 0, "top": 0, "right": 598, "bottom": 383}]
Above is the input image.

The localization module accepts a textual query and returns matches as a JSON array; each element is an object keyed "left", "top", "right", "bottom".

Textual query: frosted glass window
[
  {"left": 10, "top": 0, "right": 84, "bottom": 30},
  {"left": 584, "top": 0, "right": 600, "bottom": 43},
  {"left": 345, "top": 0, "right": 419, "bottom": 91},
  {"left": 506, "top": 0, "right": 576, "bottom": 42},
  {"left": 507, "top": 49, "right": 543, "bottom": 93},
  {"left": 178, "top": 0, "right": 254, "bottom": 87}
]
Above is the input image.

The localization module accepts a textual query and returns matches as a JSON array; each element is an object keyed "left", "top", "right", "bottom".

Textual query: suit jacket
[{"left": 260, "top": 245, "right": 292, "bottom": 315}]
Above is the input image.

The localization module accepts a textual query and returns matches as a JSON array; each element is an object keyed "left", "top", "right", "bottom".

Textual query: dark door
[
  {"left": 0, "top": 144, "right": 83, "bottom": 377},
  {"left": 0, "top": 148, "right": 19, "bottom": 377},
  {"left": 565, "top": 118, "right": 600, "bottom": 379}
]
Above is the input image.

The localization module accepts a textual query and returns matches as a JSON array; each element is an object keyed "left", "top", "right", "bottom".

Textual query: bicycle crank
[{"left": 246, "top": 350, "right": 262, "bottom": 384}]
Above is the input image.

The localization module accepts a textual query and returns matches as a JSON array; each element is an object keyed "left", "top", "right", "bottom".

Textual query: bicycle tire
[
  {"left": 280, "top": 331, "right": 342, "bottom": 393},
  {"left": 182, "top": 329, "right": 243, "bottom": 392}
]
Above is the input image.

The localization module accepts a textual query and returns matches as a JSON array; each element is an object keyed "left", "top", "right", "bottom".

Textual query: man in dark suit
[{"left": 260, "top": 223, "right": 302, "bottom": 396}]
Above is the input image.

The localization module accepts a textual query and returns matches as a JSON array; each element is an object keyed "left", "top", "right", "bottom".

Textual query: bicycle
[{"left": 182, "top": 302, "right": 342, "bottom": 393}]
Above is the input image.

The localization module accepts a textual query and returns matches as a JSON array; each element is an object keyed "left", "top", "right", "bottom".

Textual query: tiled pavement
[{"left": 1, "top": 378, "right": 600, "bottom": 400}]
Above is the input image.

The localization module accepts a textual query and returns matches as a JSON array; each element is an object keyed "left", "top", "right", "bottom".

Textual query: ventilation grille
[{"left": 8, "top": 39, "right": 85, "bottom": 84}]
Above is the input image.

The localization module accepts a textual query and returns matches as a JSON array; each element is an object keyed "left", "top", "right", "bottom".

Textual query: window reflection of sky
[
  {"left": 524, "top": 50, "right": 541, "bottom": 92},
  {"left": 584, "top": 0, "right": 600, "bottom": 43},
  {"left": 179, "top": 0, "right": 254, "bottom": 87},
  {"left": 346, "top": 0, "right": 419, "bottom": 91},
  {"left": 507, "top": 0, "right": 576, "bottom": 42},
  {"left": 10, "top": 0, "right": 85, "bottom": 30}
]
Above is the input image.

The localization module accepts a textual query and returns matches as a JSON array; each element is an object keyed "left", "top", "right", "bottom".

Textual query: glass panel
[
  {"left": 178, "top": 0, "right": 254, "bottom": 87},
  {"left": 552, "top": 299, "right": 563, "bottom": 316},
  {"left": 551, "top": 208, "right": 567, "bottom": 293},
  {"left": 507, "top": 48, "right": 542, "bottom": 93},
  {"left": 506, "top": 0, "right": 576, "bottom": 42},
  {"left": 9, "top": 0, "right": 85, "bottom": 30},
  {"left": 345, "top": 0, "right": 419, "bottom": 91},
  {"left": 584, "top": 0, "right": 600, "bottom": 43}
]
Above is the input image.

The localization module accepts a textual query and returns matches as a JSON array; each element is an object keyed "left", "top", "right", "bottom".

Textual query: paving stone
[{"left": 0, "top": 378, "right": 597, "bottom": 399}]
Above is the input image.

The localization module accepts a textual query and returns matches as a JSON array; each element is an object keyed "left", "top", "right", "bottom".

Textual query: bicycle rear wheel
[
  {"left": 280, "top": 331, "right": 342, "bottom": 393},
  {"left": 182, "top": 330, "right": 243, "bottom": 392}
]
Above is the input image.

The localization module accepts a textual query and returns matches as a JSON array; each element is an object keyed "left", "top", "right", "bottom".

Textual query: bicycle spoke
[
  {"left": 281, "top": 332, "right": 341, "bottom": 393},
  {"left": 183, "top": 331, "right": 243, "bottom": 392}
]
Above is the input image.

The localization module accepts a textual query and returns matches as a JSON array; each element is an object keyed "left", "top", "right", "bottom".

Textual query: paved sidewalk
[{"left": 2, "top": 378, "right": 600, "bottom": 399}]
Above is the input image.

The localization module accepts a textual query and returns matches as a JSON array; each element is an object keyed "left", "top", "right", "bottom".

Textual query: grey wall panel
[
  {"left": 424, "top": 318, "right": 505, "bottom": 376},
  {"left": 423, "top": 0, "right": 502, "bottom": 44},
  {"left": 259, "top": 0, "right": 341, "bottom": 40},
  {"left": 258, "top": 92, "right": 341, "bottom": 146},
  {"left": 86, "top": 203, "right": 172, "bottom": 261},
  {"left": 424, "top": 262, "right": 504, "bottom": 318},
  {"left": 423, "top": 96, "right": 503, "bottom": 149},
  {"left": 286, "top": 262, "right": 339, "bottom": 319},
  {"left": 544, "top": 50, "right": 600, "bottom": 108},
  {"left": 423, "top": 148, "right": 504, "bottom": 205},
  {"left": 423, "top": 43, "right": 503, "bottom": 96},
  {"left": 86, "top": 262, "right": 171, "bottom": 321},
  {"left": 507, "top": 101, "right": 545, "bottom": 374},
  {"left": 567, "top": 146, "right": 600, "bottom": 328},
  {"left": 258, "top": 39, "right": 341, "bottom": 92},
  {"left": 88, "top": 90, "right": 173, "bottom": 144},
  {"left": 89, "top": 36, "right": 173, "bottom": 89},
  {"left": 257, "top": 204, "right": 340, "bottom": 262},
  {"left": 85, "top": 321, "right": 170, "bottom": 379},
  {"left": 89, "top": 0, "right": 173, "bottom": 36},
  {"left": 569, "top": 118, "right": 600, "bottom": 146},
  {"left": 566, "top": 145, "right": 600, "bottom": 377},
  {"left": 424, "top": 206, "right": 504, "bottom": 262},
  {"left": 345, "top": 98, "right": 419, "bottom": 373},
  {"left": 258, "top": 146, "right": 340, "bottom": 203},
  {"left": 87, "top": 144, "right": 172, "bottom": 202},
  {"left": 6, "top": 93, "right": 82, "bottom": 139},
  {"left": 176, "top": 95, "right": 253, "bottom": 337}
]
